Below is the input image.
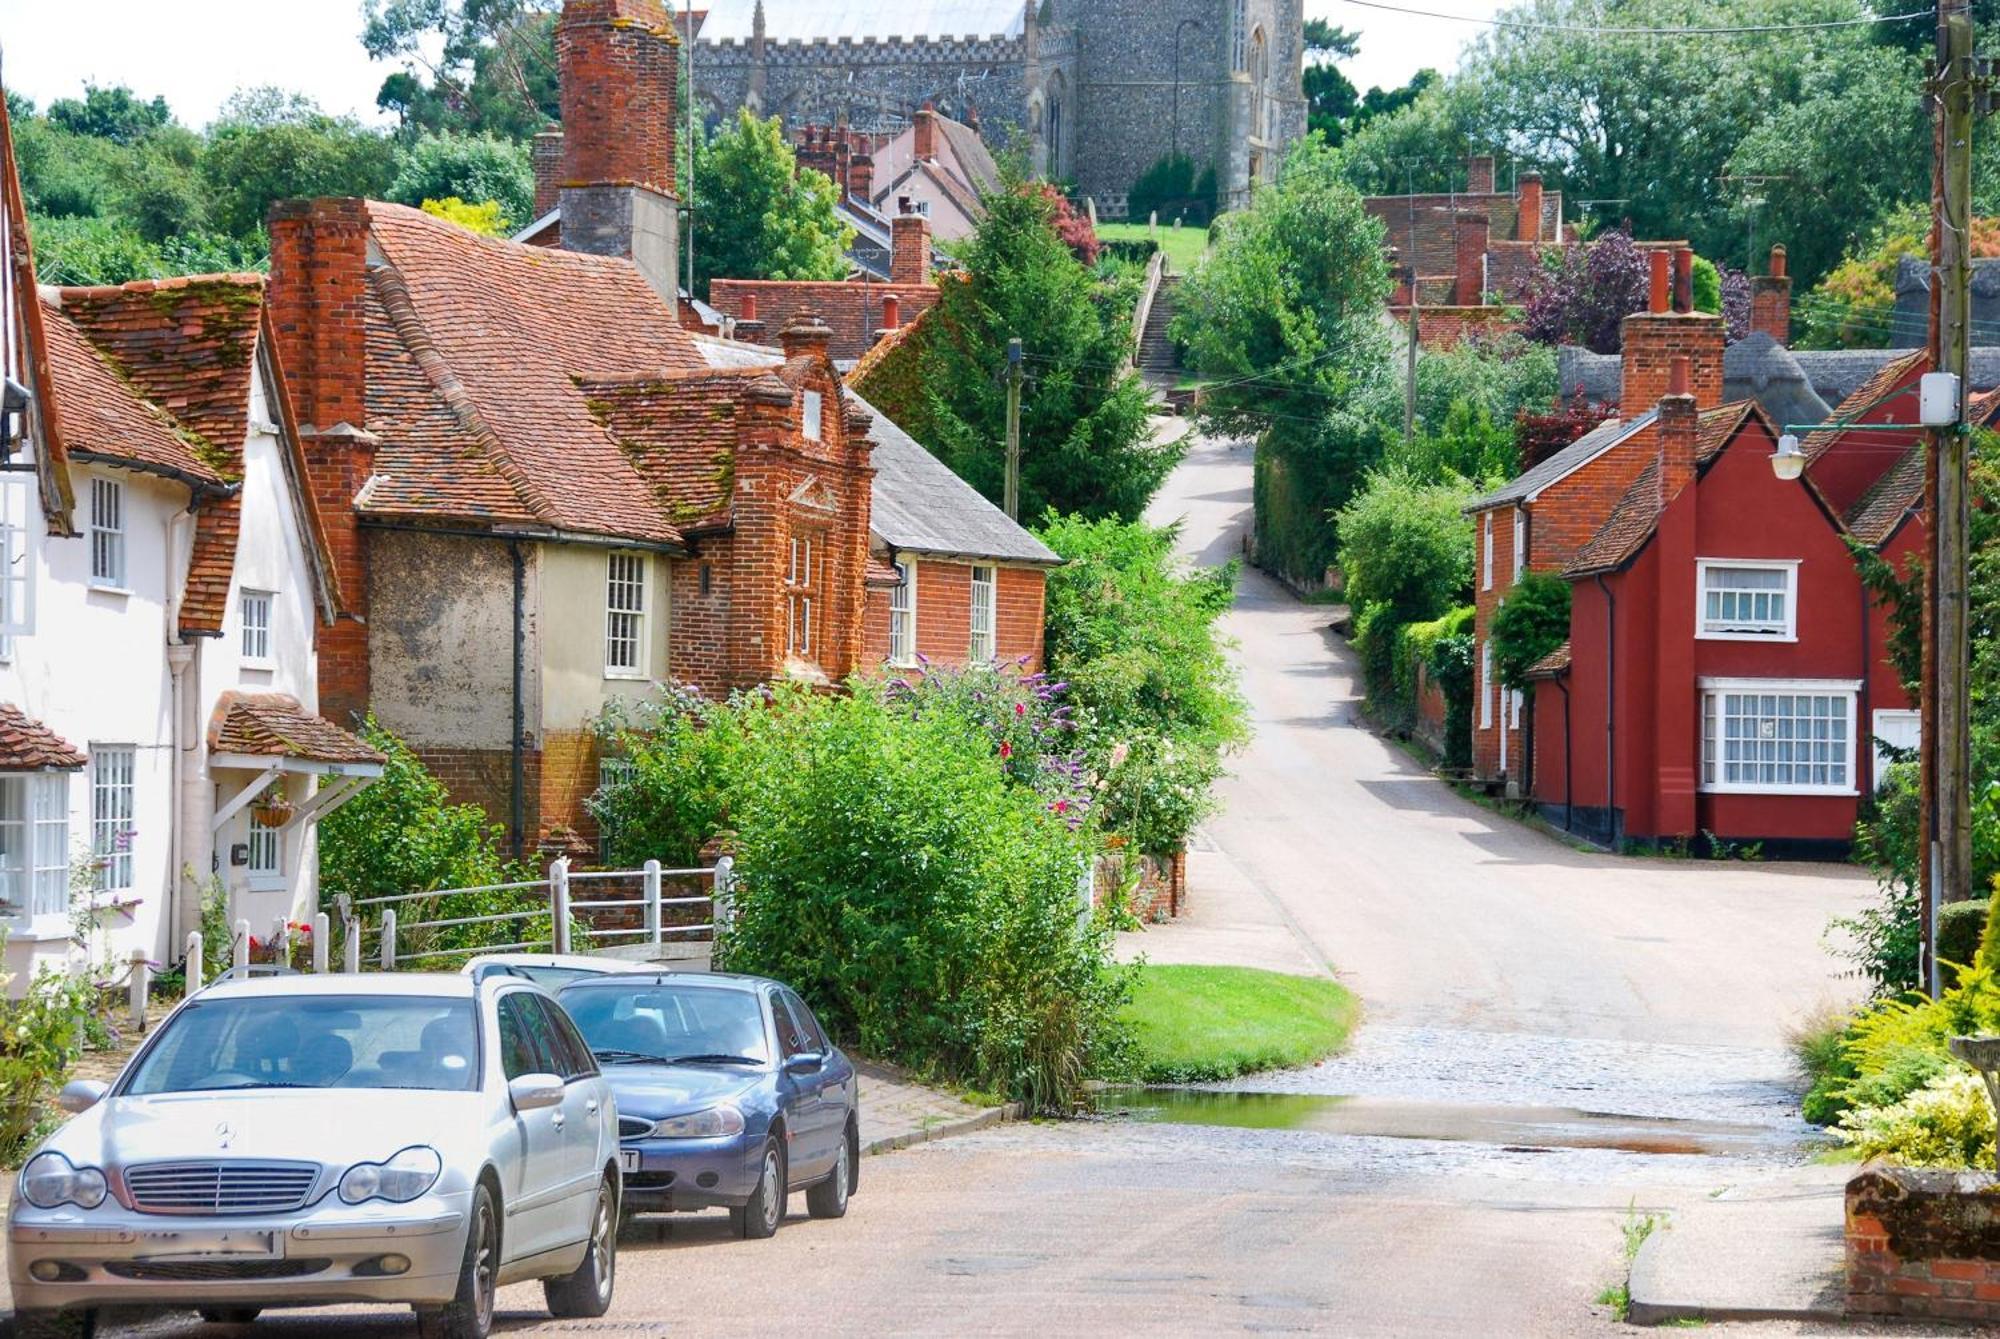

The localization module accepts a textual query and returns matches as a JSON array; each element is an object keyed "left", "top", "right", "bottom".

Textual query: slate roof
[
  {"left": 0, "top": 705, "right": 85, "bottom": 771},
  {"left": 1561, "top": 342, "right": 2000, "bottom": 414},
  {"left": 1891, "top": 256, "right": 2000, "bottom": 349},
  {"left": 1467, "top": 411, "right": 1657, "bottom": 512},
  {"left": 1564, "top": 402, "right": 1770, "bottom": 577},
  {"left": 692, "top": 333, "right": 1057, "bottom": 564},
  {"left": 356, "top": 202, "right": 708, "bottom": 544},
  {"left": 208, "top": 693, "right": 385, "bottom": 767},
  {"left": 696, "top": 0, "right": 1025, "bottom": 41}
]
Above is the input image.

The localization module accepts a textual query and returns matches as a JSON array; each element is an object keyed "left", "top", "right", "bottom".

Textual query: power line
[{"left": 1336, "top": 0, "right": 1936, "bottom": 36}]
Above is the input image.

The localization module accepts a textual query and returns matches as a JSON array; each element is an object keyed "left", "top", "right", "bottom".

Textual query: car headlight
[
  {"left": 648, "top": 1105, "right": 746, "bottom": 1139},
  {"left": 20, "top": 1152, "right": 107, "bottom": 1210},
  {"left": 338, "top": 1146, "right": 443, "bottom": 1205}
]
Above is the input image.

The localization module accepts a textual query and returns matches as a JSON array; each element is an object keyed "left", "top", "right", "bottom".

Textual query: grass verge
[
  {"left": 1097, "top": 220, "right": 1209, "bottom": 274},
  {"left": 1121, "top": 964, "right": 1358, "bottom": 1083}
]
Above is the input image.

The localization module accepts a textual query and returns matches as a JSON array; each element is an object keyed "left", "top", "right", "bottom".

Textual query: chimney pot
[
  {"left": 1667, "top": 354, "right": 1691, "bottom": 398},
  {"left": 1768, "top": 244, "right": 1787, "bottom": 280},
  {"left": 1672, "top": 246, "right": 1694, "bottom": 315},
  {"left": 881, "top": 292, "right": 901, "bottom": 330},
  {"left": 1648, "top": 249, "right": 1670, "bottom": 314}
]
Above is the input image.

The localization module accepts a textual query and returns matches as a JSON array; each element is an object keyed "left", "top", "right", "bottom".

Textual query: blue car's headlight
[
  {"left": 647, "top": 1105, "right": 746, "bottom": 1139},
  {"left": 339, "top": 1146, "right": 443, "bottom": 1205},
  {"left": 20, "top": 1152, "right": 107, "bottom": 1210}
]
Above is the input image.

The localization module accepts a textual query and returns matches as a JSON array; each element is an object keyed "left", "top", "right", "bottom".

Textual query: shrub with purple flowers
[{"left": 880, "top": 660, "right": 1095, "bottom": 823}]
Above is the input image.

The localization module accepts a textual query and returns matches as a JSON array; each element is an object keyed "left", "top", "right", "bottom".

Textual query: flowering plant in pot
[{"left": 250, "top": 784, "right": 294, "bottom": 827}]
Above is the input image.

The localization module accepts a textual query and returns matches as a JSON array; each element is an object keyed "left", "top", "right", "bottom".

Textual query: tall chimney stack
[
  {"left": 1621, "top": 249, "right": 1724, "bottom": 419},
  {"left": 1466, "top": 154, "right": 1495, "bottom": 194},
  {"left": 555, "top": 0, "right": 681, "bottom": 300},
  {"left": 891, "top": 201, "right": 932, "bottom": 286},
  {"left": 1658, "top": 354, "right": 1698, "bottom": 505},
  {"left": 532, "top": 129, "right": 564, "bottom": 220},
  {"left": 914, "top": 103, "right": 939, "bottom": 162},
  {"left": 1453, "top": 213, "right": 1489, "bottom": 307},
  {"left": 1750, "top": 244, "right": 1792, "bottom": 345},
  {"left": 1515, "top": 172, "right": 1543, "bottom": 243}
]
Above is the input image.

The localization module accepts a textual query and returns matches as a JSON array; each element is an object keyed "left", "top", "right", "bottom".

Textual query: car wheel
[
  {"left": 12, "top": 1310, "right": 95, "bottom": 1339},
  {"left": 197, "top": 1309, "right": 263, "bottom": 1325},
  {"left": 806, "top": 1119, "right": 857, "bottom": 1219},
  {"left": 734, "top": 1136, "right": 787, "bottom": 1239},
  {"left": 417, "top": 1181, "right": 498, "bottom": 1339},
  {"left": 544, "top": 1176, "right": 617, "bottom": 1319}
]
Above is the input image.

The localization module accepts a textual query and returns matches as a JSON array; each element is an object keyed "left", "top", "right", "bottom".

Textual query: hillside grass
[
  {"left": 1098, "top": 220, "right": 1209, "bottom": 274},
  {"left": 1121, "top": 964, "right": 1359, "bottom": 1083}
]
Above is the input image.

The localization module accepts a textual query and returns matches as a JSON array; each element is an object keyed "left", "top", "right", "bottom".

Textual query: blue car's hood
[{"left": 600, "top": 1064, "right": 763, "bottom": 1115}]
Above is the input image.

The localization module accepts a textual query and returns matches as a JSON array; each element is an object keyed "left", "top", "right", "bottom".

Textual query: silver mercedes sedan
[{"left": 7, "top": 973, "right": 620, "bottom": 1339}]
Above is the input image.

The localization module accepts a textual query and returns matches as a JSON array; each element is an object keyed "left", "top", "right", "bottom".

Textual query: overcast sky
[{"left": 0, "top": 0, "right": 1502, "bottom": 130}]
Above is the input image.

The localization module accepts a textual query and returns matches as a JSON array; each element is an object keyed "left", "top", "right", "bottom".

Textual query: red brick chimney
[
  {"left": 554, "top": 0, "right": 681, "bottom": 297},
  {"left": 1516, "top": 172, "right": 1542, "bottom": 243},
  {"left": 891, "top": 203, "right": 932, "bottom": 285},
  {"left": 1672, "top": 246, "right": 1694, "bottom": 315},
  {"left": 1621, "top": 248, "right": 1725, "bottom": 419},
  {"left": 1751, "top": 244, "right": 1792, "bottom": 344},
  {"left": 733, "top": 289, "right": 765, "bottom": 343},
  {"left": 532, "top": 129, "right": 564, "bottom": 219},
  {"left": 1658, "top": 355, "right": 1698, "bottom": 503},
  {"left": 780, "top": 312, "right": 833, "bottom": 363},
  {"left": 847, "top": 150, "right": 874, "bottom": 204},
  {"left": 1453, "top": 212, "right": 1489, "bottom": 307},
  {"left": 914, "top": 103, "right": 939, "bottom": 161},
  {"left": 880, "top": 292, "right": 901, "bottom": 330},
  {"left": 1466, "top": 154, "right": 1495, "bottom": 194}
]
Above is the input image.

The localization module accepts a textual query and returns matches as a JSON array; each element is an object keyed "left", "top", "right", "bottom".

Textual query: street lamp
[
  {"left": 1173, "top": 19, "right": 1204, "bottom": 165},
  {"left": 1768, "top": 432, "right": 1805, "bottom": 481}
]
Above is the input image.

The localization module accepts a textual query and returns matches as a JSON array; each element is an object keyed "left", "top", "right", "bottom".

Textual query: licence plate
[
  {"left": 618, "top": 1149, "right": 642, "bottom": 1174},
  {"left": 134, "top": 1228, "right": 282, "bottom": 1260}
]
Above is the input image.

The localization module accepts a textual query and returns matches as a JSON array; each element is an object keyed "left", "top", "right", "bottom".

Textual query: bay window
[
  {"left": 1699, "top": 679, "right": 1857, "bottom": 794},
  {"left": 0, "top": 773, "right": 70, "bottom": 921}
]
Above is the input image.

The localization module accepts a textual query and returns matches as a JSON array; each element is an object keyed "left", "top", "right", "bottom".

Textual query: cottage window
[
  {"left": 1697, "top": 560, "right": 1797, "bottom": 640},
  {"left": 970, "top": 566, "right": 997, "bottom": 661},
  {"left": 90, "top": 477, "right": 125, "bottom": 589},
  {"left": 803, "top": 390, "right": 824, "bottom": 442},
  {"left": 91, "top": 745, "right": 136, "bottom": 891},
  {"left": 247, "top": 812, "right": 282, "bottom": 880},
  {"left": 787, "top": 533, "right": 820, "bottom": 658},
  {"left": 0, "top": 773, "right": 70, "bottom": 920},
  {"left": 889, "top": 557, "right": 917, "bottom": 667},
  {"left": 1482, "top": 513, "right": 1493, "bottom": 591},
  {"left": 0, "top": 474, "right": 34, "bottom": 650},
  {"left": 1478, "top": 640, "right": 1493, "bottom": 730},
  {"left": 1512, "top": 508, "right": 1526, "bottom": 583},
  {"left": 1700, "top": 679, "right": 1857, "bottom": 794},
  {"left": 604, "top": 551, "right": 650, "bottom": 678},
  {"left": 240, "top": 589, "right": 274, "bottom": 665}
]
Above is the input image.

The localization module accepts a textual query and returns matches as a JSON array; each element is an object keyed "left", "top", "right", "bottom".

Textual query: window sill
[
  {"left": 0, "top": 916, "right": 73, "bottom": 943},
  {"left": 246, "top": 875, "right": 288, "bottom": 893},
  {"left": 87, "top": 583, "right": 133, "bottom": 598},
  {"left": 1696, "top": 630, "right": 1798, "bottom": 643},
  {"left": 241, "top": 659, "right": 277, "bottom": 673},
  {"left": 1699, "top": 786, "right": 1859, "bottom": 798},
  {"left": 603, "top": 669, "right": 652, "bottom": 682}
]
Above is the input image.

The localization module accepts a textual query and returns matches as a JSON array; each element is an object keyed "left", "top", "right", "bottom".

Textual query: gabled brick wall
[{"left": 861, "top": 558, "right": 1048, "bottom": 674}]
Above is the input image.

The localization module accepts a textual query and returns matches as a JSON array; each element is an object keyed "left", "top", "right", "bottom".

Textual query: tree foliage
[
  {"left": 1490, "top": 571, "right": 1573, "bottom": 687},
  {"left": 362, "top": 0, "right": 561, "bottom": 141},
  {"left": 1128, "top": 153, "right": 1219, "bottom": 228},
  {"left": 388, "top": 131, "right": 534, "bottom": 229},
  {"left": 912, "top": 171, "right": 1167, "bottom": 522},
  {"left": 200, "top": 89, "right": 399, "bottom": 239},
  {"left": 690, "top": 110, "right": 852, "bottom": 297}
]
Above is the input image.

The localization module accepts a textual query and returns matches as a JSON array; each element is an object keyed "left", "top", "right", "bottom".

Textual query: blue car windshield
[
  {"left": 124, "top": 996, "right": 479, "bottom": 1094},
  {"left": 561, "top": 985, "right": 770, "bottom": 1064}
]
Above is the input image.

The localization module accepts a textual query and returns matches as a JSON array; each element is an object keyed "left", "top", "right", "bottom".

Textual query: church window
[{"left": 1233, "top": 0, "right": 1249, "bottom": 70}]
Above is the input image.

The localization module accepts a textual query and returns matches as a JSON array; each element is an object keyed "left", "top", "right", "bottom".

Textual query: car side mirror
[
  {"left": 58, "top": 1079, "right": 108, "bottom": 1113},
  {"left": 784, "top": 1053, "right": 825, "bottom": 1076},
  {"left": 509, "top": 1073, "right": 565, "bottom": 1112}
]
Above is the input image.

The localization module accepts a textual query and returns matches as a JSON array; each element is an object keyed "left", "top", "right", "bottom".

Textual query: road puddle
[{"left": 1091, "top": 1086, "right": 1795, "bottom": 1157}]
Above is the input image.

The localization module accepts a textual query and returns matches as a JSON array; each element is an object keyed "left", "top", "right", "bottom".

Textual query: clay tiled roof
[
  {"left": 40, "top": 299, "right": 228, "bottom": 489},
  {"left": 573, "top": 367, "right": 768, "bottom": 531},
  {"left": 1843, "top": 445, "right": 1924, "bottom": 548},
  {"left": 1803, "top": 349, "right": 1925, "bottom": 463},
  {"left": 360, "top": 202, "right": 706, "bottom": 544},
  {"left": 709, "top": 279, "right": 940, "bottom": 363},
  {"left": 865, "top": 555, "right": 902, "bottom": 587},
  {"left": 0, "top": 705, "right": 85, "bottom": 771},
  {"left": 1523, "top": 641, "right": 1572, "bottom": 679},
  {"left": 1564, "top": 403, "right": 1768, "bottom": 577},
  {"left": 208, "top": 693, "right": 385, "bottom": 767}
]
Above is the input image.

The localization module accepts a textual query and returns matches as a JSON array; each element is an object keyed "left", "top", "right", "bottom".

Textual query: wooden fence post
[{"left": 381, "top": 908, "right": 397, "bottom": 970}]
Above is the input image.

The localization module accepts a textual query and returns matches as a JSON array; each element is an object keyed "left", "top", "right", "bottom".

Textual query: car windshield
[
  {"left": 124, "top": 996, "right": 479, "bottom": 1094},
  {"left": 560, "top": 984, "right": 769, "bottom": 1065}
]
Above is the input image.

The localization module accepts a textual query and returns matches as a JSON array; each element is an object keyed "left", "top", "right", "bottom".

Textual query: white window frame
[
  {"left": 240, "top": 589, "right": 275, "bottom": 667},
  {"left": 604, "top": 551, "right": 650, "bottom": 679},
  {"left": 1512, "top": 507, "right": 1526, "bottom": 584},
  {"left": 787, "top": 532, "right": 820, "bottom": 659},
  {"left": 90, "top": 745, "right": 137, "bottom": 892},
  {"left": 1696, "top": 558, "right": 1799, "bottom": 642},
  {"left": 0, "top": 773, "right": 70, "bottom": 923},
  {"left": 246, "top": 812, "right": 283, "bottom": 884},
  {"left": 1482, "top": 513, "right": 1493, "bottom": 591},
  {"left": 89, "top": 476, "right": 126, "bottom": 591},
  {"left": 1871, "top": 708, "right": 1921, "bottom": 792},
  {"left": 969, "top": 565, "right": 997, "bottom": 662},
  {"left": 1698, "top": 677, "right": 1859, "bottom": 796},
  {"left": 0, "top": 473, "right": 35, "bottom": 650},
  {"left": 1478, "top": 640, "right": 1493, "bottom": 730},
  {"left": 802, "top": 390, "right": 824, "bottom": 441},
  {"left": 889, "top": 557, "right": 917, "bottom": 667}
]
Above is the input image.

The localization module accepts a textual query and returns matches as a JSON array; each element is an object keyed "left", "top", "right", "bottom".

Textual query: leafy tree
[
  {"left": 363, "top": 0, "right": 560, "bottom": 141},
  {"left": 201, "top": 89, "right": 396, "bottom": 238},
  {"left": 1127, "top": 153, "right": 1218, "bottom": 227},
  {"left": 913, "top": 172, "right": 1166, "bottom": 521},
  {"left": 1175, "top": 136, "right": 1393, "bottom": 579},
  {"left": 46, "top": 84, "right": 171, "bottom": 144},
  {"left": 1521, "top": 229, "right": 1649, "bottom": 353},
  {"left": 420, "top": 197, "right": 510, "bottom": 236},
  {"left": 389, "top": 131, "right": 534, "bottom": 228},
  {"left": 1491, "top": 572, "right": 1573, "bottom": 687},
  {"left": 690, "top": 110, "right": 851, "bottom": 297},
  {"left": 1337, "top": 470, "right": 1478, "bottom": 706},
  {"left": 1797, "top": 206, "right": 2000, "bottom": 350},
  {"left": 1034, "top": 181, "right": 1100, "bottom": 265}
]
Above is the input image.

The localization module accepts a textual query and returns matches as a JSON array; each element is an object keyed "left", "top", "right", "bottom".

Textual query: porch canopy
[
  {"left": 0, "top": 704, "right": 85, "bottom": 771},
  {"left": 206, "top": 693, "right": 385, "bottom": 833}
]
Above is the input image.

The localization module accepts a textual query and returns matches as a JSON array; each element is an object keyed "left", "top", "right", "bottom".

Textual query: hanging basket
[{"left": 251, "top": 793, "right": 294, "bottom": 827}]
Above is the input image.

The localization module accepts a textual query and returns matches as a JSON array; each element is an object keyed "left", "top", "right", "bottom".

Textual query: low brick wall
[
  {"left": 1094, "top": 847, "right": 1186, "bottom": 923},
  {"left": 1847, "top": 1161, "right": 2000, "bottom": 1324}
]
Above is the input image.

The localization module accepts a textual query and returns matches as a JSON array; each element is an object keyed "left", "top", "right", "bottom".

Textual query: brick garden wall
[{"left": 1847, "top": 1163, "right": 2000, "bottom": 1325}]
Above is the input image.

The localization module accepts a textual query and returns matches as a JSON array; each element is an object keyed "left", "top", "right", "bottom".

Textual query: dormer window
[{"left": 803, "top": 390, "right": 823, "bottom": 441}]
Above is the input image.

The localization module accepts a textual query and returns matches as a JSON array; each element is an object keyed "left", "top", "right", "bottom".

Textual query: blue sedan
[{"left": 556, "top": 972, "right": 858, "bottom": 1239}]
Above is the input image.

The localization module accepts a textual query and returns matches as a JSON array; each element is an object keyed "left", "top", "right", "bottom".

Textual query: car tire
[
  {"left": 806, "top": 1119, "right": 857, "bottom": 1219},
  {"left": 732, "top": 1136, "right": 786, "bottom": 1240},
  {"left": 197, "top": 1309, "right": 263, "bottom": 1325},
  {"left": 544, "top": 1176, "right": 617, "bottom": 1319},
  {"left": 12, "top": 1310, "right": 95, "bottom": 1339},
  {"left": 416, "top": 1181, "right": 498, "bottom": 1339}
]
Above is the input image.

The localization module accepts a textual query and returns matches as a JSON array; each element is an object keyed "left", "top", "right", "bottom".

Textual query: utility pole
[
  {"left": 684, "top": 0, "right": 697, "bottom": 301},
  {"left": 1004, "top": 338, "right": 1023, "bottom": 521},
  {"left": 1404, "top": 277, "right": 1418, "bottom": 449},
  {"left": 1921, "top": 0, "right": 1980, "bottom": 996}
]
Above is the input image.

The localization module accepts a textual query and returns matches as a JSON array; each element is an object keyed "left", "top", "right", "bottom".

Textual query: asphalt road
[{"left": 82, "top": 429, "right": 1883, "bottom": 1337}]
